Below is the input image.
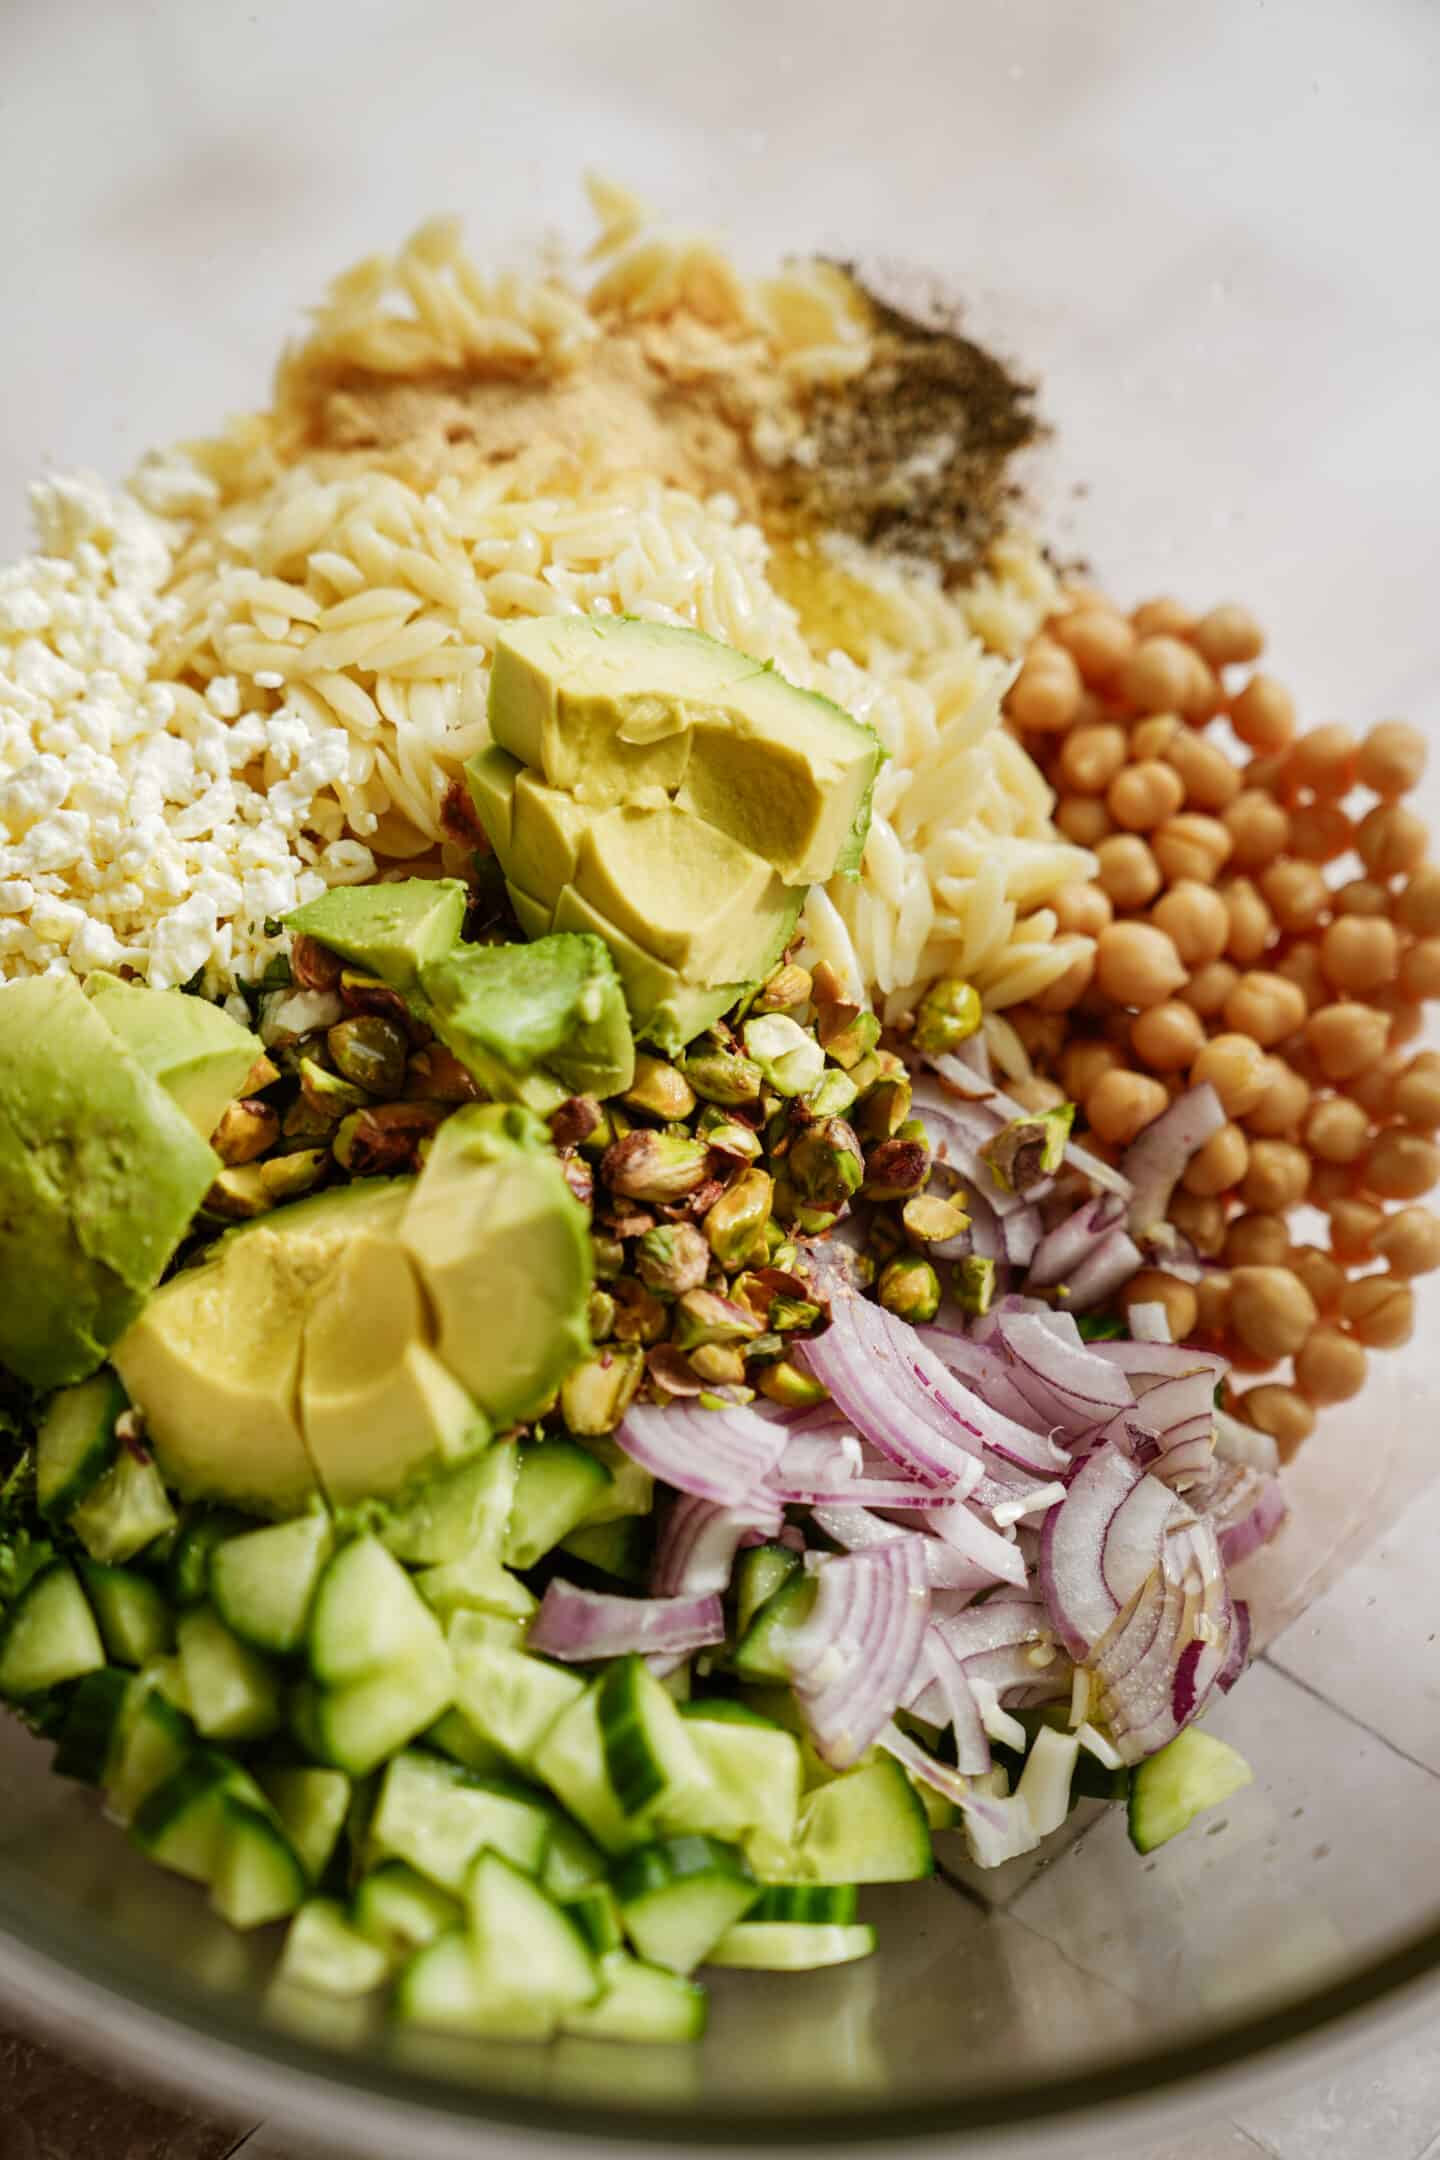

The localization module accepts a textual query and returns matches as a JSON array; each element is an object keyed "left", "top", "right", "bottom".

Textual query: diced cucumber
[
  {"left": 705, "top": 1921, "right": 877, "bottom": 1970},
  {"left": 541, "top": 1810, "right": 607, "bottom": 1898},
  {"left": 752, "top": 1883, "right": 858, "bottom": 1923},
  {"left": 132, "top": 1752, "right": 264, "bottom": 1883},
  {"left": 0, "top": 1563, "right": 106, "bottom": 1699},
  {"left": 729, "top": 1571, "right": 816, "bottom": 1681},
  {"left": 596, "top": 1655, "right": 712, "bottom": 1821},
  {"left": 51, "top": 1668, "right": 131, "bottom": 1785},
  {"left": 613, "top": 1835, "right": 758, "bottom": 1974},
  {"left": 660, "top": 1661, "right": 691, "bottom": 1705},
  {"left": 416, "top": 1551, "right": 536, "bottom": 1625},
  {"left": 466, "top": 1849, "right": 598, "bottom": 2018},
  {"left": 168, "top": 1511, "right": 252, "bottom": 1608},
  {"left": 36, "top": 1372, "right": 124, "bottom": 1521},
  {"left": 144, "top": 1652, "right": 192, "bottom": 1716},
  {"left": 561, "top": 1949, "right": 706, "bottom": 2043},
  {"left": 353, "top": 1861, "right": 461, "bottom": 1962},
  {"left": 734, "top": 1543, "right": 801, "bottom": 1638},
  {"left": 79, "top": 1563, "right": 173, "bottom": 1668},
  {"left": 281, "top": 1898, "right": 390, "bottom": 1999},
  {"left": 678, "top": 1703, "right": 802, "bottom": 1851},
  {"left": 177, "top": 1607, "right": 281, "bottom": 1742},
  {"left": 257, "top": 1766, "right": 351, "bottom": 1884},
  {"left": 302, "top": 1644, "right": 455, "bottom": 1779},
  {"left": 502, "top": 1439, "right": 613, "bottom": 1570},
  {"left": 70, "top": 1450, "right": 177, "bottom": 1566},
  {"left": 211, "top": 1514, "right": 333, "bottom": 1656},
  {"left": 570, "top": 1437, "right": 652, "bottom": 1525},
  {"left": 914, "top": 1780, "right": 959, "bottom": 1832},
  {"left": 104, "top": 1683, "right": 194, "bottom": 1825},
  {"left": 395, "top": 1929, "right": 553, "bottom": 2040},
  {"left": 380, "top": 1445, "right": 515, "bottom": 1568},
  {"left": 450, "top": 1639, "right": 586, "bottom": 1769},
  {"left": 1127, "top": 1727, "right": 1253, "bottom": 1854},
  {"left": 564, "top": 1883, "right": 624, "bottom": 1954},
  {"left": 533, "top": 1687, "right": 639, "bottom": 1855},
  {"left": 368, "top": 1749, "right": 551, "bottom": 1893},
  {"left": 559, "top": 1517, "right": 651, "bottom": 1586},
  {"left": 789, "top": 1759, "right": 933, "bottom": 1884},
  {"left": 309, "top": 1536, "right": 445, "bottom": 1687},
  {"left": 425, "top": 1709, "right": 510, "bottom": 1777},
  {"left": 211, "top": 1799, "right": 307, "bottom": 1929}
]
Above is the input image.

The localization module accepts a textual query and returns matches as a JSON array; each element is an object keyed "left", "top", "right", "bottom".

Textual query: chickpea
[
  {"left": 1232, "top": 1383, "right": 1314, "bottom": 1461},
  {"left": 1356, "top": 802, "right": 1428, "bottom": 880},
  {"left": 1374, "top": 989, "right": 1426, "bottom": 1048},
  {"left": 1355, "top": 720, "right": 1426, "bottom": 799},
  {"left": 1392, "top": 1065, "right": 1440, "bottom": 1130},
  {"left": 1224, "top": 791, "right": 1291, "bottom": 870},
  {"left": 1057, "top": 723, "right": 1128, "bottom": 795},
  {"left": 1007, "top": 643, "right": 1083, "bottom": 733},
  {"left": 1055, "top": 1042, "right": 1117, "bottom": 1105},
  {"left": 1107, "top": 760, "right": 1186, "bottom": 833},
  {"left": 1317, "top": 916, "right": 1397, "bottom": 996},
  {"left": 1288, "top": 801, "right": 1355, "bottom": 864},
  {"left": 1363, "top": 1128, "right": 1440, "bottom": 1201},
  {"left": 1398, "top": 937, "right": 1440, "bottom": 1003},
  {"left": 1287, "top": 723, "right": 1360, "bottom": 799},
  {"left": 1220, "top": 879, "right": 1275, "bottom": 967},
  {"left": 1372, "top": 1206, "right": 1440, "bottom": 1278},
  {"left": 1163, "top": 730, "right": 1243, "bottom": 814},
  {"left": 1272, "top": 941, "right": 1329, "bottom": 1013},
  {"left": 1345, "top": 1051, "right": 1403, "bottom": 1120},
  {"left": 1169, "top": 1189, "right": 1227, "bottom": 1258},
  {"left": 1246, "top": 752, "right": 1300, "bottom": 803},
  {"left": 1194, "top": 1269, "right": 1232, "bottom": 1340},
  {"left": 1122, "top": 635, "right": 1196, "bottom": 715},
  {"left": 1093, "top": 922, "right": 1186, "bottom": 1010},
  {"left": 1223, "top": 1212, "right": 1291, "bottom": 1267},
  {"left": 1191, "top": 603, "right": 1264, "bottom": 670},
  {"left": 1132, "top": 597, "right": 1195, "bottom": 640},
  {"left": 1056, "top": 795, "right": 1114, "bottom": 848},
  {"left": 1152, "top": 814, "right": 1233, "bottom": 886},
  {"left": 1394, "top": 866, "right": 1440, "bottom": 937},
  {"left": 1335, "top": 877, "right": 1391, "bottom": 918},
  {"left": 1097, "top": 837, "right": 1164, "bottom": 911},
  {"left": 1241, "top": 1137, "right": 1310, "bottom": 1212},
  {"left": 1306, "top": 1002, "right": 1389, "bottom": 1081},
  {"left": 1131, "top": 713, "right": 1182, "bottom": 761},
  {"left": 1050, "top": 881, "right": 1113, "bottom": 938},
  {"left": 1152, "top": 881, "right": 1230, "bottom": 967},
  {"left": 1181, "top": 960, "right": 1241, "bottom": 1021},
  {"left": 1339, "top": 1274, "right": 1415, "bottom": 1350},
  {"left": 1222, "top": 970, "right": 1308, "bottom": 1048},
  {"left": 1302, "top": 1095, "right": 1372, "bottom": 1165},
  {"left": 1085, "top": 1068, "right": 1170, "bottom": 1145},
  {"left": 1259, "top": 860, "right": 1330, "bottom": 936},
  {"left": 1327, "top": 1196, "right": 1383, "bottom": 1261},
  {"left": 1032, "top": 945, "right": 1096, "bottom": 1014},
  {"left": 1130, "top": 999, "right": 1205, "bottom": 1072},
  {"left": 1181, "top": 653, "right": 1224, "bottom": 724},
  {"left": 1230, "top": 674, "right": 1297, "bottom": 754},
  {"left": 1119, "top": 1268, "right": 1199, "bottom": 1341},
  {"left": 1294, "top": 1327, "right": 1368, "bottom": 1405},
  {"left": 1228, "top": 1265, "right": 1317, "bottom": 1360},
  {"left": 1191, "top": 1032, "right": 1270, "bottom": 1117},
  {"left": 1052, "top": 607, "right": 1136, "bottom": 688},
  {"left": 1182, "top": 1121, "right": 1250, "bottom": 1197},
  {"left": 1290, "top": 1244, "right": 1346, "bottom": 1313},
  {"left": 1006, "top": 1007, "right": 1067, "bottom": 1062},
  {"left": 1245, "top": 1057, "right": 1311, "bottom": 1137}
]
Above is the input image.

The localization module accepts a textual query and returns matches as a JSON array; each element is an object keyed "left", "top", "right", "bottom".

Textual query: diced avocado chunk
[
  {"left": 84, "top": 973, "right": 261, "bottom": 1140},
  {"left": 572, "top": 803, "right": 799, "bottom": 990},
  {"left": 489, "top": 617, "right": 697, "bottom": 802},
  {"left": 505, "top": 882, "right": 553, "bottom": 943},
  {"left": 508, "top": 774, "right": 591, "bottom": 904},
  {"left": 0, "top": 976, "right": 220, "bottom": 1389},
  {"left": 465, "top": 744, "right": 522, "bottom": 859},
  {"left": 549, "top": 888, "right": 742, "bottom": 1055},
  {"left": 419, "top": 932, "right": 634, "bottom": 1102},
  {"left": 285, "top": 878, "right": 467, "bottom": 996}
]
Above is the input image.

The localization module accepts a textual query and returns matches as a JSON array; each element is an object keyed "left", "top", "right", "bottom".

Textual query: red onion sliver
[
  {"left": 651, "top": 1491, "right": 785, "bottom": 1598},
  {"left": 788, "top": 1540, "right": 930, "bottom": 1768},
  {"left": 530, "top": 1581, "right": 726, "bottom": 1663},
  {"left": 617, "top": 1399, "right": 788, "bottom": 1504},
  {"left": 811, "top": 1504, "right": 994, "bottom": 1588},
  {"left": 1121, "top": 1083, "right": 1226, "bottom": 1236},
  {"left": 1038, "top": 1443, "right": 1144, "bottom": 1658}
]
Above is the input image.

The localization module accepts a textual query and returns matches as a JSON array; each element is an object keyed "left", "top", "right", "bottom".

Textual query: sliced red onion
[
  {"left": 996, "top": 1313, "right": 1134, "bottom": 1420},
  {"left": 617, "top": 1399, "right": 788, "bottom": 1505},
  {"left": 812, "top": 1504, "right": 994, "bottom": 1588},
  {"left": 1000, "top": 1204, "right": 1045, "bottom": 1268},
  {"left": 922, "top": 1330, "right": 1050, "bottom": 1434},
  {"left": 1216, "top": 1597, "right": 1252, "bottom": 1694},
  {"left": 773, "top": 1429, "right": 864, "bottom": 1485},
  {"left": 991, "top": 1480, "right": 1068, "bottom": 1528},
  {"left": 787, "top": 1540, "right": 930, "bottom": 1768},
  {"left": 1213, "top": 1408, "right": 1280, "bottom": 1473},
  {"left": 1026, "top": 1193, "right": 1127, "bottom": 1291},
  {"left": 771, "top": 1474, "right": 964, "bottom": 1507},
  {"left": 1062, "top": 1229, "right": 1145, "bottom": 1311},
  {"left": 910, "top": 1628, "right": 992, "bottom": 1772},
  {"left": 529, "top": 1581, "right": 726, "bottom": 1663},
  {"left": 803, "top": 1295, "right": 990, "bottom": 1490},
  {"left": 1038, "top": 1443, "right": 1145, "bottom": 1658},
  {"left": 1090, "top": 1517, "right": 1232, "bottom": 1763},
  {"left": 911, "top": 1080, "right": 1051, "bottom": 1215},
  {"left": 922, "top": 1501, "right": 1028, "bottom": 1587},
  {"left": 1101, "top": 1473, "right": 1182, "bottom": 1608},
  {"left": 1127, "top": 1301, "right": 1172, "bottom": 1345},
  {"left": 1121, "top": 1083, "right": 1226, "bottom": 1237},
  {"left": 936, "top": 1599, "right": 1057, "bottom": 1665},
  {"left": 1088, "top": 1340, "right": 1228, "bottom": 1382},
  {"left": 1136, "top": 1221, "right": 1206, "bottom": 1283},
  {"left": 877, "top": 1721, "right": 1009, "bottom": 1831},
  {"left": 1201, "top": 1462, "right": 1289, "bottom": 1566},
  {"left": 651, "top": 1491, "right": 785, "bottom": 1598},
  {"left": 926, "top": 1057, "right": 1133, "bottom": 1202}
]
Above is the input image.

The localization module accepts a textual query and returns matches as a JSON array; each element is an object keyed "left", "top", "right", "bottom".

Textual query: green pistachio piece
[
  {"left": 602, "top": 1130, "right": 711, "bottom": 1203},
  {"left": 912, "top": 978, "right": 983, "bottom": 1055},
  {"left": 742, "top": 1015, "right": 826, "bottom": 1099},
  {"left": 327, "top": 1014, "right": 409, "bottom": 1099},
  {"left": 757, "top": 1358, "right": 829, "bottom": 1408},
  {"left": 671, "top": 1288, "right": 765, "bottom": 1350},
  {"left": 877, "top": 1254, "right": 941, "bottom": 1324},
  {"left": 622, "top": 1054, "right": 698, "bottom": 1124},
  {"left": 679, "top": 1033, "right": 764, "bottom": 1108},
  {"left": 902, "top": 1193, "right": 971, "bottom": 1246},
  {"left": 211, "top": 1097, "right": 280, "bottom": 1167},
  {"left": 953, "top": 1255, "right": 997, "bottom": 1317},
  {"left": 635, "top": 1223, "right": 711, "bottom": 1298},
  {"left": 806, "top": 1068, "right": 860, "bottom": 1120},
  {"left": 703, "top": 1169, "right": 775, "bottom": 1269},
  {"left": 560, "top": 1347, "right": 645, "bottom": 1436},
  {"left": 980, "top": 1103, "right": 1076, "bottom": 1194}
]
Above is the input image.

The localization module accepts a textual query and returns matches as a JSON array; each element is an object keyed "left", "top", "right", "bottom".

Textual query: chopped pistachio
[
  {"left": 767, "top": 1232, "right": 798, "bottom": 1268},
  {"left": 754, "top": 962, "right": 813, "bottom": 1013},
  {"left": 337, "top": 969, "right": 413, "bottom": 1030},
  {"left": 332, "top": 1100, "right": 445, "bottom": 1177},
  {"left": 646, "top": 1344, "right": 706, "bottom": 1398},
  {"left": 742, "top": 1015, "right": 826, "bottom": 1099},
  {"left": 211, "top": 1097, "right": 280, "bottom": 1167},
  {"left": 757, "top": 1358, "right": 829, "bottom": 1409},
  {"left": 902, "top": 1193, "right": 971, "bottom": 1246},
  {"left": 703, "top": 1168, "right": 775, "bottom": 1269},
  {"left": 769, "top": 1296, "right": 822, "bottom": 1333},
  {"left": 635, "top": 1222, "right": 711, "bottom": 1298},
  {"left": 696, "top": 1105, "right": 763, "bottom": 1163},
  {"left": 772, "top": 1174, "right": 843, "bottom": 1237},
  {"left": 912, "top": 977, "right": 983, "bottom": 1055},
  {"left": 679, "top": 1032, "right": 764, "bottom": 1107},
  {"left": 866, "top": 1214, "right": 904, "bottom": 1265},
  {"left": 406, "top": 1044, "right": 482, "bottom": 1104},
  {"left": 787, "top": 1118, "right": 864, "bottom": 1212},
  {"left": 697, "top": 1387, "right": 757, "bottom": 1410},
  {"left": 259, "top": 1148, "right": 328, "bottom": 1203},
  {"left": 877, "top": 1254, "right": 941, "bottom": 1324},
  {"left": 587, "top": 1288, "right": 618, "bottom": 1342},
  {"left": 671, "top": 1288, "right": 765, "bottom": 1350},
  {"left": 822, "top": 1010, "right": 882, "bottom": 1069},
  {"left": 730, "top": 1271, "right": 774, "bottom": 1324},
  {"left": 622, "top": 1054, "right": 697, "bottom": 1124},
  {"left": 806, "top": 1067, "right": 860, "bottom": 1119},
  {"left": 980, "top": 1103, "right": 1076, "bottom": 1194},
  {"left": 854, "top": 1072, "right": 913, "bottom": 1142},
  {"left": 299, "top": 1056, "right": 369, "bottom": 1120},
  {"left": 560, "top": 1347, "right": 645, "bottom": 1436},
  {"left": 205, "top": 1163, "right": 273, "bottom": 1220},
  {"left": 290, "top": 933, "right": 344, "bottom": 993},
  {"left": 560, "top": 1152, "right": 594, "bottom": 1209},
  {"left": 688, "top": 1341, "right": 750, "bottom": 1387},
  {"left": 953, "top": 1254, "right": 997, "bottom": 1317},
  {"left": 241, "top": 1052, "right": 282, "bottom": 1095},
  {"left": 591, "top": 1234, "right": 626, "bottom": 1281},
  {"left": 328, "top": 1014, "right": 409, "bottom": 1099},
  {"left": 612, "top": 1278, "right": 670, "bottom": 1346},
  {"left": 282, "top": 1096, "right": 336, "bottom": 1143},
  {"left": 602, "top": 1130, "right": 711, "bottom": 1204},
  {"left": 862, "top": 1134, "right": 932, "bottom": 1202},
  {"left": 744, "top": 1331, "right": 786, "bottom": 1364}
]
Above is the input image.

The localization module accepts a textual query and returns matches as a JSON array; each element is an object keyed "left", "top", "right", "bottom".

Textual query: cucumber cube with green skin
[
  {"left": 168, "top": 1511, "right": 251, "bottom": 1608},
  {"left": 541, "top": 1811, "right": 608, "bottom": 1900},
  {"left": 280, "top": 1899, "right": 390, "bottom": 2000},
  {"left": 1128, "top": 1727, "right": 1253, "bottom": 1854},
  {"left": 177, "top": 1607, "right": 282, "bottom": 1742},
  {"left": 751, "top": 1883, "right": 858, "bottom": 1924},
  {"left": 257, "top": 1767, "right": 351, "bottom": 1885},
  {"left": 728, "top": 1570, "right": 817, "bottom": 1681},
  {"left": 677, "top": 1703, "right": 803, "bottom": 1852},
  {"left": 0, "top": 1564, "right": 106, "bottom": 1700},
  {"left": 51, "top": 1668, "right": 131, "bottom": 1786},
  {"left": 104, "top": 1684, "right": 194, "bottom": 1826},
  {"left": 415, "top": 1552, "right": 536, "bottom": 1626},
  {"left": 298, "top": 1641, "right": 455, "bottom": 1780},
  {"left": 560, "top": 1949, "right": 707, "bottom": 2043},
  {"left": 787, "top": 1759, "right": 933, "bottom": 1884},
  {"left": 379, "top": 1446, "right": 518, "bottom": 1568},
  {"left": 449, "top": 1640, "right": 586, "bottom": 1770},
  {"left": 563, "top": 1884, "right": 625, "bottom": 1955},
  {"left": 210, "top": 1799, "right": 308, "bottom": 1930},
  {"left": 308, "top": 1536, "right": 446, "bottom": 1688},
  {"left": 395, "top": 1930, "right": 554, "bottom": 2040},
  {"left": 612, "top": 1836, "right": 759, "bottom": 1975},
  {"left": 69, "top": 1450, "right": 177, "bottom": 1567},
  {"left": 424, "top": 1709, "right": 511, "bottom": 1778},
  {"left": 532, "top": 1687, "right": 642, "bottom": 1856},
  {"left": 132, "top": 1753, "right": 267, "bottom": 1884},
  {"left": 368, "top": 1750, "right": 551, "bottom": 1894},
  {"left": 36, "top": 1371, "right": 125, "bottom": 1522},
  {"left": 464, "top": 1850, "right": 598, "bottom": 2021},
  {"left": 502, "top": 1439, "right": 613, "bottom": 1569},
  {"left": 596, "top": 1655, "right": 713, "bottom": 1823},
  {"left": 704, "top": 1921, "right": 877, "bottom": 1970},
  {"left": 211, "top": 1514, "right": 334, "bottom": 1657},
  {"left": 79, "top": 1563, "right": 174, "bottom": 1668},
  {"left": 352, "top": 1862, "right": 462, "bottom": 1963}
]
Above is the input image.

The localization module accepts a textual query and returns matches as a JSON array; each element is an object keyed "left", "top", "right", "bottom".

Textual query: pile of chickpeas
[{"left": 1001, "top": 594, "right": 1440, "bottom": 1460}]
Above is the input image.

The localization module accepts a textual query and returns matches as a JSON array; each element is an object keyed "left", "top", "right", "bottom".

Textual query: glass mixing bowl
[{"left": 2, "top": 1, "right": 1438, "bottom": 2149}]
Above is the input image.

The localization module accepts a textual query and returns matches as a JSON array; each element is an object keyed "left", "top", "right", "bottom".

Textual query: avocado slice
[
  {"left": 550, "top": 886, "right": 744, "bottom": 1055},
  {"left": 466, "top": 745, "right": 521, "bottom": 859},
  {"left": 286, "top": 879, "right": 468, "bottom": 996},
  {"left": 505, "top": 882, "right": 554, "bottom": 943},
  {"left": 0, "top": 976, "right": 219, "bottom": 1390},
  {"left": 399, "top": 1105, "right": 592, "bottom": 1431},
  {"left": 84, "top": 972, "right": 262, "bottom": 1140},
  {"left": 419, "top": 933, "right": 635, "bottom": 1102},
  {"left": 489, "top": 617, "right": 696, "bottom": 803},
  {"left": 573, "top": 802, "right": 799, "bottom": 989}
]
